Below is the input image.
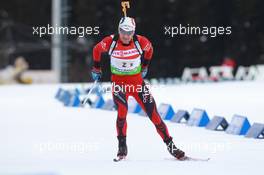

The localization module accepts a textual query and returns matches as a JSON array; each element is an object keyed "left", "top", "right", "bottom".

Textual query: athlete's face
[{"left": 119, "top": 28, "right": 135, "bottom": 44}]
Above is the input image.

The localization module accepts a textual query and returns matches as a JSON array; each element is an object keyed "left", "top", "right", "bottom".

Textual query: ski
[
  {"left": 165, "top": 156, "right": 210, "bottom": 162},
  {"left": 179, "top": 156, "right": 210, "bottom": 162},
  {"left": 113, "top": 156, "right": 209, "bottom": 162},
  {"left": 113, "top": 156, "right": 126, "bottom": 162}
]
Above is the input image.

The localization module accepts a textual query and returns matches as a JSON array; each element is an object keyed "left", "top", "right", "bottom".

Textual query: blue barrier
[
  {"left": 55, "top": 88, "right": 63, "bottom": 99},
  {"left": 158, "top": 103, "right": 175, "bottom": 120},
  {"left": 56, "top": 88, "right": 80, "bottom": 101},
  {"left": 58, "top": 89, "right": 68, "bottom": 102},
  {"left": 187, "top": 108, "right": 210, "bottom": 127},
  {"left": 91, "top": 95, "right": 105, "bottom": 109},
  {"left": 55, "top": 87, "right": 263, "bottom": 140},
  {"left": 245, "top": 123, "right": 264, "bottom": 139},
  {"left": 171, "top": 110, "right": 190, "bottom": 123},
  {"left": 206, "top": 116, "right": 229, "bottom": 131},
  {"left": 225, "top": 115, "right": 251, "bottom": 135},
  {"left": 67, "top": 94, "right": 81, "bottom": 107},
  {"left": 62, "top": 91, "right": 71, "bottom": 106},
  {"left": 138, "top": 108, "right": 147, "bottom": 117},
  {"left": 102, "top": 99, "right": 116, "bottom": 111},
  {"left": 74, "top": 88, "right": 81, "bottom": 96},
  {"left": 128, "top": 98, "right": 142, "bottom": 113}
]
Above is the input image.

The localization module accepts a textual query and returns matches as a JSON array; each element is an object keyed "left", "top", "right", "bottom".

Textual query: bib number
[{"left": 111, "top": 57, "right": 141, "bottom": 75}]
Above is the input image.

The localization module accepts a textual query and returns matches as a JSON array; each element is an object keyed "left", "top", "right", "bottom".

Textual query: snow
[{"left": 1, "top": 81, "right": 264, "bottom": 175}]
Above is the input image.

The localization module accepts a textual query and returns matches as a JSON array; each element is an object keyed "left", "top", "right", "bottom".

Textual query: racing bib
[{"left": 111, "top": 56, "right": 141, "bottom": 75}]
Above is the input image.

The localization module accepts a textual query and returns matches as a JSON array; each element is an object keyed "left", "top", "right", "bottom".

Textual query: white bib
[{"left": 110, "top": 48, "right": 142, "bottom": 75}]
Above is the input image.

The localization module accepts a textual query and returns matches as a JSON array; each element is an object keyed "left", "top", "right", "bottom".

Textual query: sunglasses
[{"left": 119, "top": 28, "right": 134, "bottom": 36}]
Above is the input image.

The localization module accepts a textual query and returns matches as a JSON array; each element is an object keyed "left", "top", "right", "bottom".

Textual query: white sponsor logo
[{"left": 112, "top": 49, "right": 139, "bottom": 57}]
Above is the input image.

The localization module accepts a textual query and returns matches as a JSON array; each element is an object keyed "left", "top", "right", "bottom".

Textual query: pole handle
[{"left": 121, "top": 1, "right": 130, "bottom": 17}]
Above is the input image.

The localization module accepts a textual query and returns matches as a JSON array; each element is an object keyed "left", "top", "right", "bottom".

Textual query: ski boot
[
  {"left": 164, "top": 137, "right": 185, "bottom": 160},
  {"left": 114, "top": 136, "right": 127, "bottom": 161}
]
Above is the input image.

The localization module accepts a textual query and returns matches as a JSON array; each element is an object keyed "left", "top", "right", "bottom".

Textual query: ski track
[{"left": 1, "top": 81, "right": 264, "bottom": 175}]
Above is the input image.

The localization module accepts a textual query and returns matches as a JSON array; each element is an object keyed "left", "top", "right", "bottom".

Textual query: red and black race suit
[{"left": 92, "top": 34, "right": 171, "bottom": 141}]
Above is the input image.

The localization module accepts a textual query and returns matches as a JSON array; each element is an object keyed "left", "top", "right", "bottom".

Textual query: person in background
[{"left": 0, "top": 56, "right": 32, "bottom": 84}]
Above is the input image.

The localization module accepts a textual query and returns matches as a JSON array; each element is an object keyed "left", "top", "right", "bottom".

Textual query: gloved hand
[
  {"left": 141, "top": 67, "right": 148, "bottom": 78},
  {"left": 91, "top": 67, "right": 102, "bottom": 81}
]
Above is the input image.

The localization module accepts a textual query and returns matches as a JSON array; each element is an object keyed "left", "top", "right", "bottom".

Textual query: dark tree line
[{"left": 0, "top": 0, "right": 264, "bottom": 81}]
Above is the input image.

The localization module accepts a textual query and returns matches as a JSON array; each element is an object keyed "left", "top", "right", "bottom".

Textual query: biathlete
[{"left": 91, "top": 17, "right": 185, "bottom": 161}]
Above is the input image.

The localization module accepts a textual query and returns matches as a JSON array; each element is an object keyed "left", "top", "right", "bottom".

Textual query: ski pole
[{"left": 82, "top": 80, "right": 98, "bottom": 105}]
